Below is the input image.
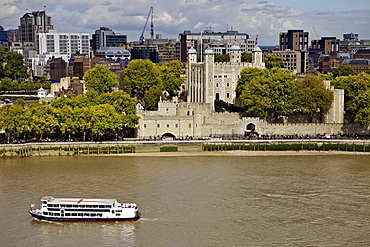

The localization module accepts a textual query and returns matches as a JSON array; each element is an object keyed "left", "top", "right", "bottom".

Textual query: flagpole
[{"left": 200, "top": 31, "right": 203, "bottom": 63}]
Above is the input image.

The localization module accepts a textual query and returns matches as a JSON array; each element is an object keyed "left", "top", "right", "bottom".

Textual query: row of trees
[
  {"left": 0, "top": 90, "right": 139, "bottom": 142},
  {"left": 331, "top": 72, "right": 370, "bottom": 126},
  {"left": 236, "top": 67, "right": 334, "bottom": 123},
  {"left": 237, "top": 66, "right": 370, "bottom": 126},
  {"left": 0, "top": 61, "right": 185, "bottom": 142}
]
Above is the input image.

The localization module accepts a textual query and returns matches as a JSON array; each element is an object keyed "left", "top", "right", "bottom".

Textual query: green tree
[
  {"left": 241, "top": 52, "right": 252, "bottom": 63},
  {"left": 84, "top": 65, "right": 117, "bottom": 94},
  {"left": 0, "top": 103, "right": 29, "bottom": 142},
  {"left": 294, "top": 75, "right": 334, "bottom": 123},
  {"left": 237, "top": 68, "right": 296, "bottom": 120},
  {"left": 0, "top": 77, "right": 19, "bottom": 91},
  {"left": 264, "top": 54, "right": 285, "bottom": 69},
  {"left": 143, "top": 85, "right": 163, "bottom": 110},
  {"left": 236, "top": 67, "right": 267, "bottom": 97},
  {"left": 352, "top": 89, "right": 370, "bottom": 126},
  {"left": 239, "top": 76, "right": 271, "bottom": 118},
  {"left": 56, "top": 105, "right": 78, "bottom": 141},
  {"left": 119, "top": 59, "right": 161, "bottom": 100},
  {"left": 159, "top": 60, "right": 185, "bottom": 99},
  {"left": 28, "top": 102, "right": 59, "bottom": 139},
  {"left": 74, "top": 106, "right": 93, "bottom": 141},
  {"left": 4, "top": 51, "right": 29, "bottom": 80},
  {"left": 90, "top": 104, "right": 122, "bottom": 139},
  {"left": 95, "top": 91, "right": 137, "bottom": 114},
  {"left": 214, "top": 54, "right": 229, "bottom": 63},
  {"left": 331, "top": 65, "right": 356, "bottom": 78},
  {"left": 0, "top": 48, "right": 5, "bottom": 78},
  {"left": 332, "top": 73, "right": 370, "bottom": 124}
]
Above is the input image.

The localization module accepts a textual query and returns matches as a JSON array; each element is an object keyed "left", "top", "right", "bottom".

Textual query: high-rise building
[
  {"left": 179, "top": 29, "right": 257, "bottom": 62},
  {"left": 279, "top": 30, "right": 309, "bottom": 51},
  {"left": 36, "top": 31, "right": 90, "bottom": 57},
  {"left": 92, "top": 27, "right": 127, "bottom": 52},
  {"left": 18, "top": 11, "right": 53, "bottom": 43},
  {"left": 0, "top": 26, "right": 7, "bottom": 45}
]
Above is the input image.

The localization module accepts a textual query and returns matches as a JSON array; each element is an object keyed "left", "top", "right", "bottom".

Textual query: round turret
[
  {"left": 188, "top": 47, "right": 197, "bottom": 54},
  {"left": 204, "top": 47, "right": 215, "bottom": 55}
]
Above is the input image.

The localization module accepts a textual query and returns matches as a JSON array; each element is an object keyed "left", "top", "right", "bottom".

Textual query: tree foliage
[
  {"left": 84, "top": 65, "right": 117, "bottom": 94},
  {"left": 0, "top": 89, "right": 140, "bottom": 142},
  {"left": 3, "top": 51, "right": 29, "bottom": 80},
  {"left": 158, "top": 60, "right": 185, "bottom": 99},
  {"left": 264, "top": 54, "right": 285, "bottom": 69},
  {"left": 119, "top": 59, "right": 184, "bottom": 107},
  {"left": 143, "top": 85, "right": 163, "bottom": 110},
  {"left": 119, "top": 59, "right": 161, "bottom": 101},
  {"left": 331, "top": 65, "right": 356, "bottom": 78},
  {"left": 214, "top": 54, "right": 230, "bottom": 63},
  {"left": 332, "top": 73, "right": 370, "bottom": 125},
  {"left": 237, "top": 68, "right": 296, "bottom": 119},
  {"left": 241, "top": 52, "right": 252, "bottom": 63},
  {"left": 294, "top": 75, "right": 334, "bottom": 122}
]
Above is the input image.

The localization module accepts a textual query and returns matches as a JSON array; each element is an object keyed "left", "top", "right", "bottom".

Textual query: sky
[{"left": 0, "top": 0, "right": 369, "bottom": 45}]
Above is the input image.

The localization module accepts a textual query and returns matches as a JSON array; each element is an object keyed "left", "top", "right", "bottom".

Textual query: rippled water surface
[{"left": 0, "top": 154, "right": 369, "bottom": 246}]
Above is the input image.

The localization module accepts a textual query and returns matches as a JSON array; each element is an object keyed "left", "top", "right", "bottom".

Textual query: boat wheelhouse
[{"left": 29, "top": 196, "right": 141, "bottom": 222}]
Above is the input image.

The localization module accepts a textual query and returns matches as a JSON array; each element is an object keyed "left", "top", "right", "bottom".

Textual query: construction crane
[
  {"left": 312, "top": 27, "right": 319, "bottom": 39},
  {"left": 139, "top": 7, "right": 154, "bottom": 44}
]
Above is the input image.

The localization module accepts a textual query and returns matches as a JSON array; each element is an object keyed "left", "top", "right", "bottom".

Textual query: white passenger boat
[{"left": 29, "top": 196, "right": 141, "bottom": 222}]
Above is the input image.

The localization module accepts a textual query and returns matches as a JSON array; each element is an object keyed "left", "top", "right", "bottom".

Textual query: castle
[{"left": 136, "top": 47, "right": 367, "bottom": 139}]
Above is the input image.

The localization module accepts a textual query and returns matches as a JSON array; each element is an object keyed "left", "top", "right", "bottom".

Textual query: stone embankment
[{"left": 1, "top": 139, "right": 370, "bottom": 158}]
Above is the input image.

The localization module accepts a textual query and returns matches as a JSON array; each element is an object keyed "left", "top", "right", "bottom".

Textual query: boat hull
[{"left": 29, "top": 211, "right": 141, "bottom": 222}]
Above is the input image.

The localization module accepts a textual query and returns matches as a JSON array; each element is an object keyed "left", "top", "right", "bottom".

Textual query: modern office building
[
  {"left": 311, "top": 37, "right": 340, "bottom": 54},
  {"left": 267, "top": 50, "right": 308, "bottom": 74},
  {"left": 18, "top": 11, "right": 53, "bottom": 43},
  {"left": 340, "top": 33, "right": 370, "bottom": 53},
  {"left": 130, "top": 44, "right": 159, "bottom": 63},
  {"left": 91, "top": 27, "right": 127, "bottom": 52},
  {"left": 0, "top": 26, "right": 7, "bottom": 45},
  {"left": 179, "top": 29, "right": 257, "bottom": 62},
  {"left": 36, "top": 31, "right": 90, "bottom": 58},
  {"left": 279, "top": 30, "right": 309, "bottom": 51}
]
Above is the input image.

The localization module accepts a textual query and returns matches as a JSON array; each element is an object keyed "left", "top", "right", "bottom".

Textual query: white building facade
[{"left": 29, "top": 31, "right": 90, "bottom": 77}]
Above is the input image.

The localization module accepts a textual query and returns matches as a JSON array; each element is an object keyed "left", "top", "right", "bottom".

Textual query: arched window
[{"left": 215, "top": 93, "right": 220, "bottom": 100}]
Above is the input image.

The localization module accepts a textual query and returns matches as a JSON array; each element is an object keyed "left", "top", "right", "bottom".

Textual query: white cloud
[{"left": 1, "top": 0, "right": 369, "bottom": 45}]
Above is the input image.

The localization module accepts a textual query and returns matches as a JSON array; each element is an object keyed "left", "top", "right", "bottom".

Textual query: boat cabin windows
[
  {"left": 47, "top": 203, "right": 112, "bottom": 208},
  {"left": 44, "top": 212, "right": 60, "bottom": 216}
]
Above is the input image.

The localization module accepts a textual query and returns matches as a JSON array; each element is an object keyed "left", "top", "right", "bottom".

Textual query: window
[
  {"left": 189, "top": 124, "right": 191, "bottom": 128},
  {"left": 144, "top": 124, "right": 146, "bottom": 128},
  {"left": 226, "top": 93, "right": 230, "bottom": 98},
  {"left": 157, "top": 124, "right": 160, "bottom": 128},
  {"left": 167, "top": 124, "right": 169, "bottom": 128}
]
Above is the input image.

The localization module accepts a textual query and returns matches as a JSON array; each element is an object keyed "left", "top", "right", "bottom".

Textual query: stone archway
[
  {"left": 161, "top": 132, "right": 176, "bottom": 140},
  {"left": 244, "top": 123, "right": 258, "bottom": 137}
]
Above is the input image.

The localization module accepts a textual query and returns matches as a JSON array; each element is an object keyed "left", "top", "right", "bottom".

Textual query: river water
[{"left": 0, "top": 154, "right": 369, "bottom": 246}]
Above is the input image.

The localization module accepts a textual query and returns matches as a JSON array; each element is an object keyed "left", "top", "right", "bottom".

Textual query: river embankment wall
[{"left": 1, "top": 139, "right": 370, "bottom": 157}]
